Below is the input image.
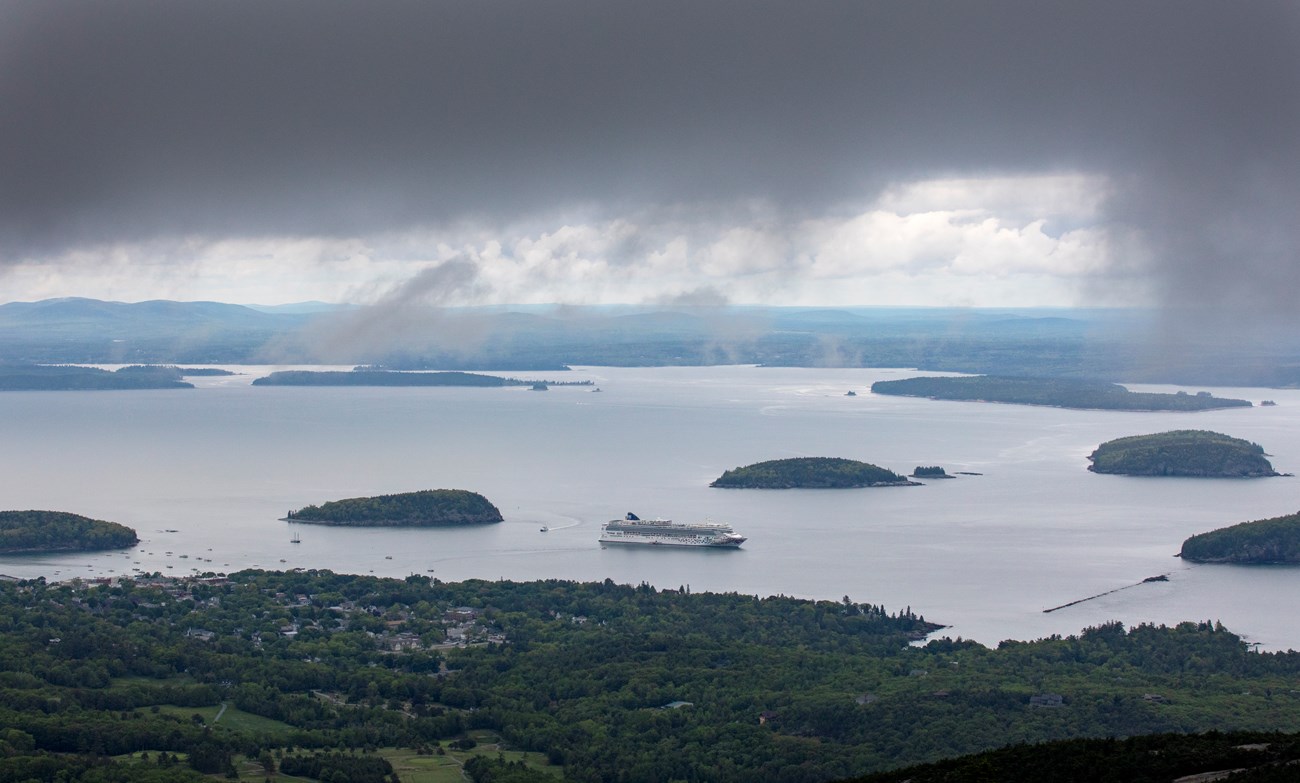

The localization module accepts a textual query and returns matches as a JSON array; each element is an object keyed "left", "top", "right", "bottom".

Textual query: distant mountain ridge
[{"left": 3, "top": 297, "right": 1300, "bottom": 385}]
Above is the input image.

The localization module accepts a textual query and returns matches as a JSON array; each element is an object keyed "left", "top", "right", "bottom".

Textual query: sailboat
[{"left": 291, "top": 532, "right": 301, "bottom": 544}]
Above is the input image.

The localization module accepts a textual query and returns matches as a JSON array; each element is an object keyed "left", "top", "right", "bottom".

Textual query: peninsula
[
  {"left": 870, "top": 376, "right": 1252, "bottom": 411},
  {"left": 1180, "top": 510, "right": 1300, "bottom": 564},
  {"left": 1087, "top": 430, "right": 1280, "bottom": 477},
  {"left": 0, "top": 364, "right": 194, "bottom": 390},
  {"left": 252, "top": 370, "right": 591, "bottom": 387},
  {"left": 0, "top": 510, "right": 139, "bottom": 553},
  {"left": 285, "top": 489, "right": 503, "bottom": 527},
  {"left": 711, "top": 457, "right": 917, "bottom": 488}
]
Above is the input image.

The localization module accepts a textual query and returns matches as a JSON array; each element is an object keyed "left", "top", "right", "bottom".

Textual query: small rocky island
[
  {"left": 870, "top": 375, "right": 1252, "bottom": 411},
  {"left": 0, "top": 510, "right": 139, "bottom": 553},
  {"left": 1087, "top": 430, "right": 1280, "bottom": 477},
  {"left": 1180, "top": 511, "right": 1300, "bottom": 564},
  {"left": 911, "top": 466, "right": 953, "bottom": 479},
  {"left": 285, "top": 489, "right": 503, "bottom": 527},
  {"left": 710, "top": 457, "right": 917, "bottom": 488}
]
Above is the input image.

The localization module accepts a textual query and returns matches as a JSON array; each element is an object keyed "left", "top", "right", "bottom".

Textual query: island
[
  {"left": 911, "top": 465, "right": 953, "bottom": 479},
  {"left": 117, "top": 365, "right": 236, "bottom": 377},
  {"left": 1180, "top": 510, "right": 1300, "bottom": 564},
  {"left": 252, "top": 370, "right": 591, "bottom": 387},
  {"left": 710, "top": 457, "right": 917, "bottom": 488},
  {"left": 1087, "top": 430, "right": 1280, "bottom": 477},
  {"left": 870, "top": 376, "right": 1252, "bottom": 411},
  {"left": 0, "top": 510, "right": 139, "bottom": 553},
  {"left": 0, "top": 364, "right": 194, "bottom": 390},
  {"left": 285, "top": 489, "right": 504, "bottom": 526}
]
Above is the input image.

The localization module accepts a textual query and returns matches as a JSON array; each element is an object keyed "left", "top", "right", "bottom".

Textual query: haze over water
[{"left": 3, "top": 365, "right": 1299, "bottom": 650}]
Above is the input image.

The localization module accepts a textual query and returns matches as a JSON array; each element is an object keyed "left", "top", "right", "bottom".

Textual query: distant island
[
  {"left": 0, "top": 364, "right": 194, "bottom": 390},
  {"left": 711, "top": 457, "right": 917, "bottom": 488},
  {"left": 1088, "top": 430, "right": 1280, "bottom": 477},
  {"left": 0, "top": 510, "right": 139, "bottom": 553},
  {"left": 911, "top": 465, "right": 953, "bottom": 479},
  {"left": 870, "top": 376, "right": 1252, "bottom": 411},
  {"left": 124, "top": 365, "right": 236, "bottom": 377},
  {"left": 285, "top": 489, "right": 504, "bottom": 526},
  {"left": 252, "top": 370, "right": 591, "bottom": 387},
  {"left": 1180, "top": 510, "right": 1300, "bottom": 564}
]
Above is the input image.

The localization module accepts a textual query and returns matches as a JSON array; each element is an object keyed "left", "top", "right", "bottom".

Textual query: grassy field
[
  {"left": 381, "top": 733, "right": 561, "bottom": 783},
  {"left": 155, "top": 703, "right": 297, "bottom": 736}
]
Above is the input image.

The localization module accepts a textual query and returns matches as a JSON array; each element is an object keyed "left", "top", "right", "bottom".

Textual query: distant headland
[
  {"left": 252, "top": 370, "right": 591, "bottom": 388},
  {"left": 0, "top": 510, "right": 139, "bottom": 553},
  {"left": 1087, "top": 430, "right": 1280, "bottom": 478},
  {"left": 1181, "top": 511, "right": 1300, "bottom": 564},
  {"left": 284, "top": 489, "right": 504, "bottom": 527},
  {"left": 0, "top": 364, "right": 211, "bottom": 391},
  {"left": 710, "top": 457, "right": 917, "bottom": 489},
  {"left": 870, "top": 376, "right": 1252, "bottom": 412}
]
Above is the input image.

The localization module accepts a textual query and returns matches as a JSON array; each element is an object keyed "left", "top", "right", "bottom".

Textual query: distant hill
[
  {"left": 0, "top": 298, "right": 308, "bottom": 364},
  {"left": 711, "top": 457, "right": 915, "bottom": 488},
  {"left": 286, "top": 489, "right": 503, "bottom": 527},
  {"left": 1088, "top": 430, "right": 1279, "bottom": 477},
  {"left": 6, "top": 298, "right": 1300, "bottom": 385},
  {"left": 0, "top": 510, "right": 139, "bottom": 553},
  {"left": 1181, "top": 510, "right": 1300, "bottom": 563}
]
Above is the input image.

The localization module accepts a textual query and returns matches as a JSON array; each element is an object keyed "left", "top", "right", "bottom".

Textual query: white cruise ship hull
[
  {"left": 599, "top": 516, "right": 746, "bottom": 548},
  {"left": 599, "top": 532, "right": 745, "bottom": 548}
]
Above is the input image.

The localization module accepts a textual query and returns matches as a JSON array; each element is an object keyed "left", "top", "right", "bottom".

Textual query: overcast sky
[{"left": 1, "top": 1, "right": 1297, "bottom": 319}]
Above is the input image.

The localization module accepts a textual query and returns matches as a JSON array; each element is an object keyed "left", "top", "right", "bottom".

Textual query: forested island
[
  {"left": 0, "top": 364, "right": 194, "bottom": 390},
  {"left": 2, "top": 570, "right": 1300, "bottom": 782},
  {"left": 1180, "top": 510, "right": 1300, "bottom": 564},
  {"left": 286, "top": 489, "right": 503, "bottom": 527},
  {"left": 911, "top": 466, "right": 952, "bottom": 479},
  {"left": 1087, "top": 430, "right": 1280, "bottom": 477},
  {"left": 0, "top": 510, "right": 139, "bottom": 553},
  {"left": 711, "top": 457, "right": 916, "bottom": 488},
  {"left": 870, "top": 375, "right": 1253, "bottom": 411},
  {"left": 252, "top": 370, "right": 591, "bottom": 387}
]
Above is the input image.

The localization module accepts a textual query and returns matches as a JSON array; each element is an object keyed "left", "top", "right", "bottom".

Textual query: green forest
[
  {"left": 0, "top": 510, "right": 139, "bottom": 554},
  {"left": 850, "top": 730, "right": 1300, "bottom": 783},
  {"left": 1087, "top": 430, "right": 1279, "bottom": 477},
  {"left": 3, "top": 571, "right": 1300, "bottom": 782},
  {"left": 286, "top": 490, "right": 504, "bottom": 526},
  {"left": 0, "top": 364, "right": 194, "bottom": 390},
  {"left": 711, "top": 457, "right": 913, "bottom": 488},
  {"left": 1180, "top": 510, "right": 1300, "bottom": 564},
  {"left": 869, "top": 376, "right": 1252, "bottom": 411}
]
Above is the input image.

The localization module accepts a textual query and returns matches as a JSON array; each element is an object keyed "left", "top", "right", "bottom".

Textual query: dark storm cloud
[{"left": 1, "top": 1, "right": 1297, "bottom": 319}]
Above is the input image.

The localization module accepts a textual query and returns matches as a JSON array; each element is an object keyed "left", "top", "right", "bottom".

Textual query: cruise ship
[{"left": 599, "top": 513, "right": 746, "bottom": 548}]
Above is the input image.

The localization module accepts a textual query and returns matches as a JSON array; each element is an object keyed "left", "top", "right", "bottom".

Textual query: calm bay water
[{"left": 2, "top": 365, "right": 1299, "bottom": 649}]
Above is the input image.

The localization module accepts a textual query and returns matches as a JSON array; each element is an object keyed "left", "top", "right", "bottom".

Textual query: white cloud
[{"left": 1, "top": 173, "right": 1129, "bottom": 307}]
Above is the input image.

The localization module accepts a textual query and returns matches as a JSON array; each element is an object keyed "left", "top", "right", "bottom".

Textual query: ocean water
[{"left": 2, "top": 365, "right": 1299, "bottom": 650}]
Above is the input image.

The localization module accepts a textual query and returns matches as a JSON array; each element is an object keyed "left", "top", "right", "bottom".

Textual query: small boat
[
  {"left": 540, "top": 526, "right": 549, "bottom": 532},
  {"left": 385, "top": 555, "right": 393, "bottom": 560},
  {"left": 291, "top": 532, "right": 301, "bottom": 544}
]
